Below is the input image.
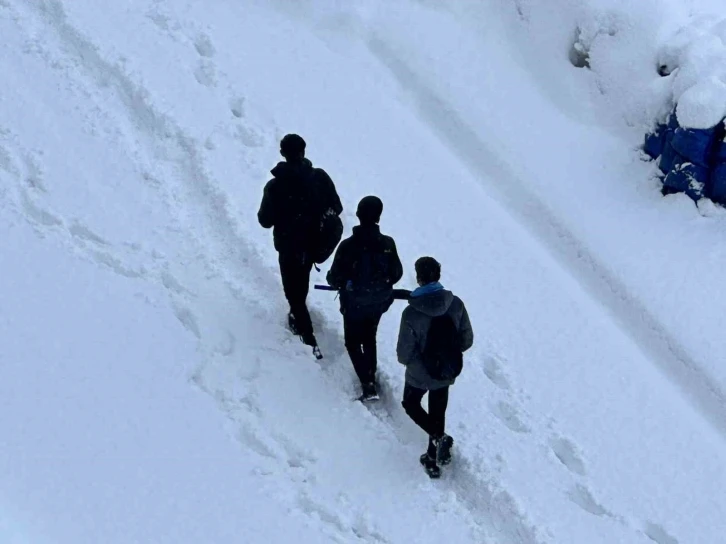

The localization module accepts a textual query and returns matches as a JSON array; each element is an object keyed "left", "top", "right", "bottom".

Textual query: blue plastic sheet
[
  {"left": 670, "top": 126, "right": 717, "bottom": 167},
  {"left": 663, "top": 159, "right": 710, "bottom": 201},
  {"left": 711, "top": 162, "right": 726, "bottom": 203}
]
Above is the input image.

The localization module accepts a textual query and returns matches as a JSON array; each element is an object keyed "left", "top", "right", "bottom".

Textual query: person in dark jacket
[
  {"left": 327, "top": 196, "right": 403, "bottom": 401},
  {"left": 397, "top": 256, "right": 473, "bottom": 478},
  {"left": 258, "top": 134, "right": 343, "bottom": 358}
]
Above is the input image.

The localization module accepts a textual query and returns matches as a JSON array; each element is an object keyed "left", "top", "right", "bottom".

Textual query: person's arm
[
  {"left": 387, "top": 238, "right": 404, "bottom": 285},
  {"left": 326, "top": 242, "right": 348, "bottom": 290},
  {"left": 458, "top": 302, "right": 474, "bottom": 352},
  {"left": 396, "top": 311, "right": 418, "bottom": 366},
  {"left": 257, "top": 181, "right": 276, "bottom": 229}
]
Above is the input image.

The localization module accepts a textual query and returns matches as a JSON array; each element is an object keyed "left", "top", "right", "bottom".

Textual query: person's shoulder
[
  {"left": 401, "top": 304, "right": 416, "bottom": 319},
  {"left": 380, "top": 233, "right": 399, "bottom": 249},
  {"left": 401, "top": 303, "right": 423, "bottom": 319},
  {"left": 336, "top": 235, "right": 356, "bottom": 252},
  {"left": 263, "top": 176, "right": 279, "bottom": 191},
  {"left": 312, "top": 166, "right": 332, "bottom": 181},
  {"left": 448, "top": 293, "right": 467, "bottom": 312}
]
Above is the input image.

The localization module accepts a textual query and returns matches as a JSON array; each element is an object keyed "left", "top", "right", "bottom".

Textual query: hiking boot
[
  {"left": 359, "top": 382, "right": 379, "bottom": 402},
  {"left": 312, "top": 345, "right": 323, "bottom": 360},
  {"left": 435, "top": 434, "right": 454, "bottom": 466},
  {"left": 419, "top": 453, "right": 441, "bottom": 479},
  {"left": 287, "top": 312, "right": 299, "bottom": 335}
]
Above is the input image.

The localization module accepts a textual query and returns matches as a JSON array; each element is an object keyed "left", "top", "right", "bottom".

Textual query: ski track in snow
[
  {"left": 0, "top": 0, "right": 694, "bottom": 542},
  {"left": 364, "top": 32, "right": 726, "bottom": 445}
]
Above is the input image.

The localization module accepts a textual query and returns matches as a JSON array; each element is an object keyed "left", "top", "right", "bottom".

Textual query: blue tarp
[
  {"left": 713, "top": 138, "right": 726, "bottom": 162},
  {"left": 663, "top": 159, "right": 710, "bottom": 201},
  {"left": 642, "top": 112, "right": 726, "bottom": 204},
  {"left": 659, "top": 130, "right": 678, "bottom": 174},
  {"left": 670, "top": 126, "right": 717, "bottom": 168},
  {"left": 711, "top": 162, "right": 726, "bottom": 202},
  {"left": 644, "top": 123, "right": 667, "bottom": 160}
]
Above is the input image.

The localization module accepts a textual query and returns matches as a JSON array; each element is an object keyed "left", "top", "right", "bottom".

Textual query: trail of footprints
[
  {"left": 5, "top": 3, "right": 685, "bottom": 541},
  {"left": 480, "top": 353, "right": 680, "bottom": 543}
]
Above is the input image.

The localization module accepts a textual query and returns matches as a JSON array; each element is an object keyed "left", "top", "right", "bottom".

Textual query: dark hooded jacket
[
  {"left": 397, "top": 287, "right": 473, "bottom": 390},
  {"left": 258, "top": 159, "right": 343, "bottom": 254},
  {"left": 326, "top": 224, "right": 403, "bottom": 318}
]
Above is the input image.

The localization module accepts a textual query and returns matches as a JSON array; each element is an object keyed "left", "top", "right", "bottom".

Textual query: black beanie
[
  {"left": 356, "top": 196, "right": 383, "bottom": 224},
  {"left": 280, "top": 134, "right": 306, "bottom": 158}
]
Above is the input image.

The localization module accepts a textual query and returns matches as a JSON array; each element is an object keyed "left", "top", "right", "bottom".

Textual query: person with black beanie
[{"left": 326, "top": 196, "right": 403, "bottom": 400}]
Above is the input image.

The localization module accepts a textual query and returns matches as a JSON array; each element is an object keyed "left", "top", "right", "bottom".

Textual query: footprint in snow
[
  {"left": 194, "top": 60, "right": 217, "bottom": 87},
  {"left": 549, "top": 436, "right": 587, "bottom": 476},
  {"left": 69, "top": 220, "right": 109, "bottom": 246},
  {"left": 230, "top": 96, "right": 245, "bottom": 118},
  {"left": 20, "top": 189, "right": 62, "bottom": 227},
  {"left": 172, "top": 303, "right": 202, "bottom": 339},
  {"left": 233, "top": 124, "right": 265, "bottom": 147},
  {"left": 568, "top": 484, "right": 611, "bottom": 517},
  {"left": 492, "top": 401, "right": 531, "bottom": 434},
  {"left": 236, "top": 424, "right": 279, "bottom": 461},
  {"left": 194, "top": 33, "right": 216, "bottom": 58},
  {"left": 644, "top": 522, "right": 679, "bottom": 544},
  {"left": 482, "top": 353, "right": 512, "bottom": 391},
  {"left": 22, "top": 153, "right": 46, "bottom": 192}
]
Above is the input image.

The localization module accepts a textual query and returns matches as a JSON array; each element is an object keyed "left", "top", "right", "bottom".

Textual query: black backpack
[
  {"left": 349, "top": 241, "right": 391, "bottom": 293},
  {"left": 311, "top": 212, "right": 343, "bottom": 264},
  {"left": 422, "top": 314, "right": 463, "bottom": 381},
  {"left": 342, "top": 241, "right": 394, "bottom": 315}
]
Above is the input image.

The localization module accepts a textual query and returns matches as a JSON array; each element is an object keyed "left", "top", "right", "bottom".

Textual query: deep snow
[{"left": 3, "top": 0, "right": 726, "bottom": 543}]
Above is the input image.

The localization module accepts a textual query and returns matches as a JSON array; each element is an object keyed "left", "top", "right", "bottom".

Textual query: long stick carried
[{"left": 314, "top": 285, "right": 412, "bottom": 300}]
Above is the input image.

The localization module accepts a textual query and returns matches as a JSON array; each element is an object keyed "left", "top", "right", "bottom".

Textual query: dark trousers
[
  {"left": 343, "top": 312, "right": 382, "bottom": 385},
  {"left": 279, "top": 252, "right": 314, "bottom": 339},
  {"left": 402, "top": 383, "right": 450, "bottom": 457}
]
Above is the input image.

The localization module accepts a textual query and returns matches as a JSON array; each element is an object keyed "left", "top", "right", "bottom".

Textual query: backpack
[
  {"left": 311, "top": 212, "right": 343, "bottom": 264},
  {"left": 422, "top": 314, "right": 463, "bottom": 381},
  {"left": 349, "top": 241, "right": 392, "bottom": 293},
  {"left": 342, "top": 240, "right": 394, "bottom": 315}
]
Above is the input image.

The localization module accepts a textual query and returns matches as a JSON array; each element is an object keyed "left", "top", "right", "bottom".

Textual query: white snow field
[{"left": 3, "top": 0, "right": 726, "bottom": 542}]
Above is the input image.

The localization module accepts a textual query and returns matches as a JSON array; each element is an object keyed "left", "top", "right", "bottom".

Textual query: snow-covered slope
[{"left": 3, "top": 1, "right": 726, "bottom": 543}]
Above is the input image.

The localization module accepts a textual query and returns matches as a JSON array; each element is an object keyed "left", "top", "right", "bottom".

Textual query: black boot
[
  {"left": 358, "top": 382, "right": 379, "bottom": 402},
  {"left": 299, "top": 333, "right": 322, "bottom": 359},
  {"left": 419, "top": 453, "right": 441, "bottom": 479},
  {"left": 435, "top": 434, "right": 454, "bottom": 466},
  {"left": 287, "top": 312, "right": 299, "bottom": 335}
]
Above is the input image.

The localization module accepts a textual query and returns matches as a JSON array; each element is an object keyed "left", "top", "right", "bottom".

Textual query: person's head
[
  {"left": 356, "top": 196, "right": 383, "bottom": 226},
  {"left": 280, "top": 134, "right": 306, "bottom": 162},
  {"left": 415, "top": 256, "right": 441, "bottom": 286}
]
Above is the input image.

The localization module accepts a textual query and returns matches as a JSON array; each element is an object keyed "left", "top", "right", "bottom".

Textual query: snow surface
[{"left": 3, "top": 0, "right": 726, "bottom": 543}]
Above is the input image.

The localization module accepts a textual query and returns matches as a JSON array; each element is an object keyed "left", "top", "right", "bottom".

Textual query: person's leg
[
  {"left": 402, "top": 383, "right": 436, "bottom": 435},
  {"left": 361, "top": 312, "right": 383, "bottom": 384},
  {"left": 279, "top": 252, "right": 314, "bottom": 342},
  {"left": 427, "top": 386, "right": 452, "bottom": 461},
  {"left": 343, "top": 315, "right": 368, "bottom": 384}
]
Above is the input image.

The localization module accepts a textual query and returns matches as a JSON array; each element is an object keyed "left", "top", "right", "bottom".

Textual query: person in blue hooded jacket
[{"left": 397, "top": 256, "right": 473, "bottom": 478}]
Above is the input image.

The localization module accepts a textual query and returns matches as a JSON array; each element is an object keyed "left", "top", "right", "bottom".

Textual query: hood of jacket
[
  {"left": 270, "top": 158, "right": 314, "bottom": 181},
  {"left": 407, "top": 288, "right": 454, "bottom": 317}
]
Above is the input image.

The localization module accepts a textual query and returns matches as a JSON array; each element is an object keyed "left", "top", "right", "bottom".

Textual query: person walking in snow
[
  {"left": 326, "top": 196, "right": 403, "bottom": 401},
  {"left": 258, "top": 134, "right": 343, "bottom": 359},
  {"left": 397, "top": 256, "right": 473, "bottom": 478}
]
